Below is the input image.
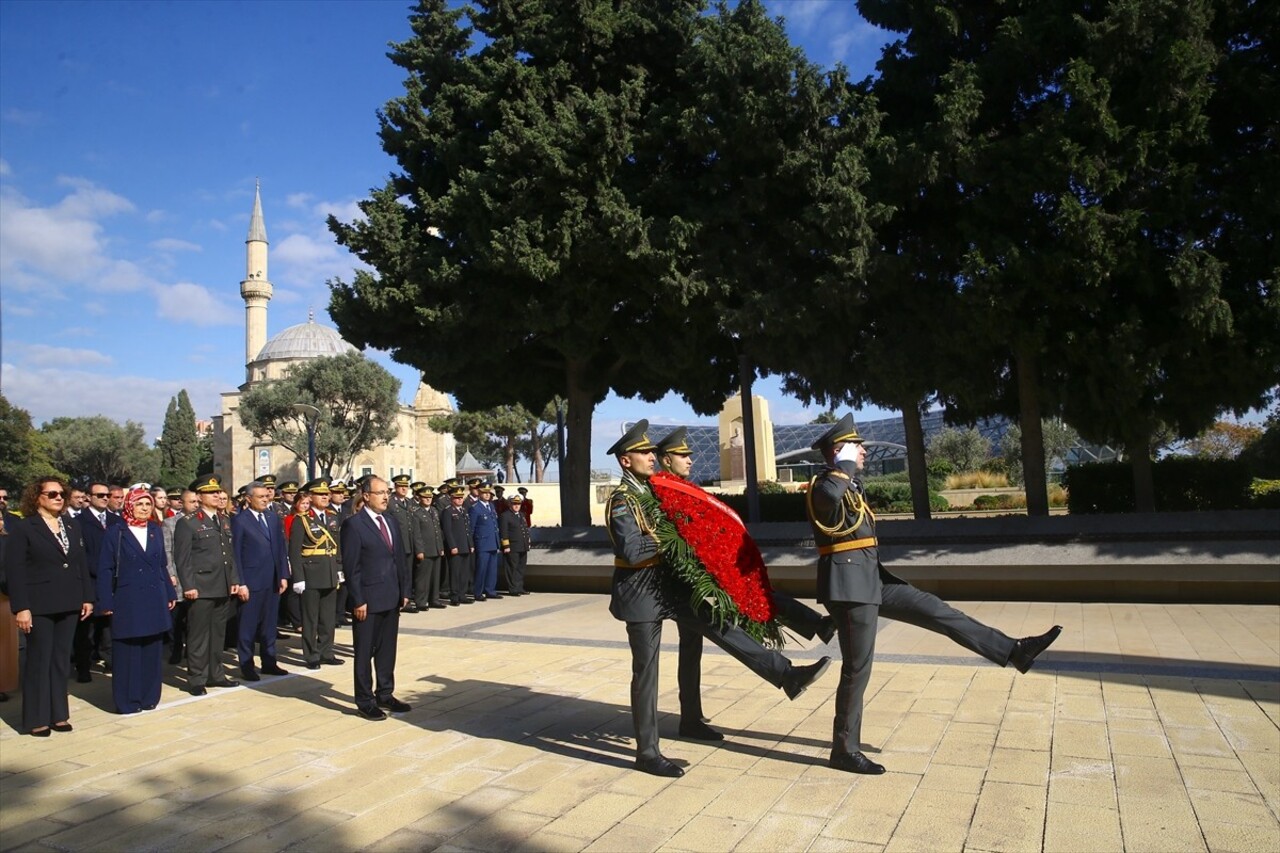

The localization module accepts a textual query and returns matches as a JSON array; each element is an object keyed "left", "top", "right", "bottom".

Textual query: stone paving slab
[{"left": 1, "top": 595, "right": 1277, "bottom": 852}]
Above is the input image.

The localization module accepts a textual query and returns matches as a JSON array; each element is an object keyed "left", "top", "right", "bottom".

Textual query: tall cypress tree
[{"left": 158, "top": 389, "right": 199, "bottom": 486}]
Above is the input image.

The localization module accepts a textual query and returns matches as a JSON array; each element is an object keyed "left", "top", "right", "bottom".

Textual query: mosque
[{"left": 210, "top": 184, "right": 456, "bottom": 489}]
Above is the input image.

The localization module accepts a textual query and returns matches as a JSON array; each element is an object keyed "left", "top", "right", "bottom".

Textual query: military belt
[
  {"left": 817, "top": 537, "right": 878, "bottom": 555},
  {"left": 614, "top": 556, "right": 660, "bottom": 569},
  {"left": 300, "top": 547, "right": 337, "bottom": 557}
]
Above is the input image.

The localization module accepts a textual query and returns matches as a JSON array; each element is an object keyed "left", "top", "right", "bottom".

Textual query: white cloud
[
  {"left": 150, "top": 237, "right": 202, "bottom": 253},
  {"left": 0, "top": 362, "right": 227, "bottom": 436},
  {"left": 16, "top": 344, "right": 113, "bottom": 368},
  {"left": 2, "top": 108, "right": 42, "bottom": 127},
  {"left": 0, "top": 158, "right": 10, "bottom": 176},
  {"left": 145, "top": 209, "right": 168, "bottom": 224},
  {"left": 154, "top": 282, "right": 239, "bottom": 326}
]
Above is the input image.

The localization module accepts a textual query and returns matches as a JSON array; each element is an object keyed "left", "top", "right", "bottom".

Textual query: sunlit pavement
[{"left": 1, "top": 593, "right": 1276, "bottom": 852}]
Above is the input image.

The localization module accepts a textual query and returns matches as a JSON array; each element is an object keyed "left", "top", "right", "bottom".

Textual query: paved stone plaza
[{"left": 1, "top": 594, "right": 1276, "bottom": 852}]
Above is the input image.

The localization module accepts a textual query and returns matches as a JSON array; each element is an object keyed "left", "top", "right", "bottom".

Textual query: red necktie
[{"left": 376, "top": 514, "right": 392, "bottom": 551}]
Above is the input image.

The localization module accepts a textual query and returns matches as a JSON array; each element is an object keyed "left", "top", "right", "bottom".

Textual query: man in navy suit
[
  {"left": 340, "top": 476, "right": 412, "bottom": 720},
  {"left": 72, "top": 480, "right": 122, "bottom": 682},
  {"left": 230, "top": 481, "right": 289, "bottom": 680}
]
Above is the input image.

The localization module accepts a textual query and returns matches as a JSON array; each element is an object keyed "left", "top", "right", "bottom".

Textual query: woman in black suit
[{"left": 4, "top": 478, "right": 95, "bottom": 736}]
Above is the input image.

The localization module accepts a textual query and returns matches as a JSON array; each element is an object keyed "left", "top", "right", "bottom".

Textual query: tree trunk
[
  {"left": 531, "top": 427, "right": 545, "bottom": 483},
  {"left": 739, "top": 353, "right": 760, "bottom": 524},
  {"left": 1129, "top": 427, "right": 1157, "bottom": 512},
  {"left": 561, "top": 361, "right": 594, "bottom": 527},
  {"left": 1015, "top": 343, "right": 1050, "bottom": 517},
  {"left": 504, "top": 438, "right": 517, "bottom": 484},
  {"left": 901, "top": 400, "right": 931, "bottom": 521}
]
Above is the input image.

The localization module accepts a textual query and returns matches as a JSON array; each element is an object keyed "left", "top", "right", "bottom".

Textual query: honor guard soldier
[
  {"left": 388, "top": 475, "right": 419, "bottom": 611},
  {"left": 807, "top": 413, "right": 1063, "bottom": 774},
  {"left": 173, "top": 476, "right": 240, "bottom": 695},
  {"left": 288, "top": 479, "right": 344, "bottom": 669},
  {"left": 498, "top": 493, "right": 530, "bottom": 596},
  {"left": 411, "top": 483, "right": 446, "bottom": 610},
  {"left": 441, "top": 486, "right": 473, "bottom": 605}
]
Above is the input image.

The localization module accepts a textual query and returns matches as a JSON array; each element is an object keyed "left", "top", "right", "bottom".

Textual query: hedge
[{"left": 1063, "top": 457, "right": 1255, "bottom": 513}]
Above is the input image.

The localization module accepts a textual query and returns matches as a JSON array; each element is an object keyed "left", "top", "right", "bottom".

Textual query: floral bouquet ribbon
[{"left": 641, "top": 471, "right": 783, "bottom": 647}]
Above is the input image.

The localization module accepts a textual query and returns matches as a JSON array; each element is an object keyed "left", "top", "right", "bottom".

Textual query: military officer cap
[
  {"left": 414, "top": 483, "right": 435, "bottom": 497},
  {"left": 259, "top": 474, "right": 278, "bottom": 487},
  {"left": 354, "top": 474, "right": 374, "bottom": 491},
  {"left": 301, "top": 478, "right": 329, "bottom": 494},
  {"left": 329, "top": 481, "right": 348, "bottom": 495},
  {"left": 466, "top": 477, "right": 482, "bottom": 488},
  {"left": 517, "top": 486, "right": 528, "bottom": 495},
  {"left": 190, "top": 475, "right": 223, "bottom": 494},
  {"left": 237, "top": 484, "right": 250, "bottom": 496},
  {"left": 479, "top": 484, "right": 494, "bottom": 495},
  {"left": 168, "top": 486, "right": 184, "bottom": 497},
  {"left": 494, "top": 485, "right": 505, "bottom": 494},
  {"left": 509, "top": 493, "right": 524, "bottom": 504},
  {"left": 391, "top": 474, "right": 412, "bottom": 486},
  {"left": 449, "top": 485, "right": 467, "bottom": 497},
  {"left": 656, "top": 426, "right": 692, "bottom": 456},
  {"left": 811, "top": 412, "right": 865, "bottom": 453},
  {"left": 279, "top": 480, "right": 299, "bottom": 495},
  {"left": 607, "top": 419, "right": 658, "bottom": 457},
  {"left": 410, "top": 480, "right": 426, "bottom": 491}
]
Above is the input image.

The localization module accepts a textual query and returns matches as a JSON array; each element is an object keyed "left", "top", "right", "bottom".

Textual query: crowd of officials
[{"left": 0, "top": 472, "right": 534, "bottom": 735}]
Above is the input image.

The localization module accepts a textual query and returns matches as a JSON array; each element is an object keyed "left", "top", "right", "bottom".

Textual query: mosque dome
[{"left": 253, "top": 314, "right": 356, "bottom": 363}]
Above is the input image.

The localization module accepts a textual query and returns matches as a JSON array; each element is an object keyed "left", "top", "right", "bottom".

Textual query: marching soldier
[
  {"left": 411, "top": 484, "right": 446, "bottom": 610},
  {"left": 288, "top": 478, "right": 344, "bottom": 669},
  {"left": 173, "top": 476, "right": 240, "bottom": 695},
  {"left": 441, "top": 485, "right": 473, "bottom": 606},
  {"left": 807, "top": 414, "right": 1062, "bottom": 774},
  {"left": 498, "top": 493, "right": 530, "bottom": 596}
]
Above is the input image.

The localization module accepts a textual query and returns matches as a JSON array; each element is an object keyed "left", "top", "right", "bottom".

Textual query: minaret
[{"left": 240, "top": 179, "right": 272, "bottom": 377}]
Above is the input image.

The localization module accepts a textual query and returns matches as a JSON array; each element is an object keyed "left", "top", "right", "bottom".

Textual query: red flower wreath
[{"left": 644, "top": 471, "right": 782, "bottom": 646}]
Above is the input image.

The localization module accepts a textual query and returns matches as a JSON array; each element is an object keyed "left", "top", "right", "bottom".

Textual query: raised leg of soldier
[
  {"left": 772, "top": 590, "right": 835, "bottom": 643},
  {"left": 877, "top": 580, "right": 1016, "bottom": 666}
]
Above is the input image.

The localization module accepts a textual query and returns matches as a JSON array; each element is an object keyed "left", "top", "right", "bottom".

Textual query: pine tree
[{"left": 158, "top": 390, "right": 199, "bottom": 487}]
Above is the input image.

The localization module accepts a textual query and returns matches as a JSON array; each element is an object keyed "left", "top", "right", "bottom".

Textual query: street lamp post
[{"left": 291, "top": 403, "right": 320, "bottom": 482}]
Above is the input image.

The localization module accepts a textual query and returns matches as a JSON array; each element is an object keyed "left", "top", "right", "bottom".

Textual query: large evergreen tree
[
  {"left": 0, "top": 394, "right": 61, "bottom": 487},
  {"left": 157, "top": 389, "right": 200, "bottom": 487},
  {"left": 41, "top": 416, "right": 159, "bottom": 485}
]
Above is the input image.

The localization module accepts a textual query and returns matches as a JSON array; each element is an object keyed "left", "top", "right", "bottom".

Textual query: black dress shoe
[
  {"left": 306, "top": 662, "right": 321, "bottom": 670},
  {"left": 320, "top": 657, "right": 345, "bottom": 666},
  {"left": 449, "top": 599, "right": 460, "bottom": 607},
  {"left": 678, "top": 720, "right": 724, "bottom": 742},
  {"left": 30, "top": 728, "right": 52, "bottom": 737},
  {"left": 261, "top": 665, "right": 289, "bottom": 676},
  {"left": 635, "top": 755, "right": 684, "bottom": 778},
  {"left": 100, "top": 662, "right": 112, "bottom": 674},
  {"left": 817, "top": 615, "right": 836, "bottom": 645},
  {"left": 240, "top": 668, "right": 261, "bottom": 682},
  {"left": 829, "top": 750, "right": 885, "bottom": 775},
  {"left": 357, "top": 705, "right": 387, "bottom": 721},
  {"left": 76, "top": 671, "right": 92, "bottom": 684},
  {"left": 209, "top": 679, "right": 239, "bottom": 688},
  {"left": 51, "top": 722, "right": 74, "bottom": 733},
  {"left": 377, "top": 697, "right": 411, "bottom": 713},
  {"left": 476, "top": 594, "right": 487, "bottom": 602},
  {"left": 430, "top": 603, "right": 448, "bottom": 610},
  {"left": 488, "top": 593, "right": 503, "bottom": 599},
  {"left": 401, "top": 602, "right": 419, "bottom": 613},
  {"left": 1008, "top": 625, "right": 1063, "bottom": 674},
  {"left": 783, "top": 656, "right": 832, "bottom": 700},
  {"left": 189, "top": 686, "right": 208, "bottom": 696}
]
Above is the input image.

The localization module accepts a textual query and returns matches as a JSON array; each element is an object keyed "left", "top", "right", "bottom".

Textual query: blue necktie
[{"left": 259, "top": 512, "right": 269, "bottom": 537}]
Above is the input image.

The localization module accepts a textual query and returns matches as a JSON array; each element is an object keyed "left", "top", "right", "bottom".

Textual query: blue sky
[{"left": 0, "top": 0, "right": 894, "bottom": 474}]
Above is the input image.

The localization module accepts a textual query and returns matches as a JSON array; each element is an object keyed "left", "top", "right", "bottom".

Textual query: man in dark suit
[
  {"left": 230, "top": 480, "right": 290, "bottom": 681},
  {"left": 498, "top": 493, "right": 530, "bottom": 595},
  {"left": 72, "top": 480, "right": 121, "bottom": 682},
  {"left": 608, "top": 421, "right": 830, "bottom": 778},
  {"left": 340, "top": 476, "right": 412, "bottom": 720},
  {"left": 807, "top": 414, "right": 1063, "bottom": 775},
  {"left": 173, "top": 476, "right": 240, "bottom": 695}
]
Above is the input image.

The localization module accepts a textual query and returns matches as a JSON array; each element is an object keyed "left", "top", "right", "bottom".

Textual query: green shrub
[
  {"left": 887, "top": 501, "right": 913, "bottom": 513},
  {"left": 756, "top": 480, "right": 788, "bottom": 495},
  {"left": 930, "top": 492, "right": 950, "bottom": 512},
  {"left": 863, "top": 479, "right": 912, "bottom": 509},
  {"left": 927, "top": 458, "right": 954, "bottom": 491},
  {"left": 1250, "top": 479, "right": 1280, "bottom": 509},
  {"left": 1063, "top": 458, "right": 1254, "bottom": 513}
]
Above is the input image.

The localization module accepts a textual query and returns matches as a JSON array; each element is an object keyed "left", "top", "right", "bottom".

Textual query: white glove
[
  {"left": 293, "top": 581, "right": 306, "bottom": 594},
  {"left": 835, "top": 442, "right": 861, "bottom": 465},
  {"left": 337, "top": 572, "right": 345, "bottom": 584}
]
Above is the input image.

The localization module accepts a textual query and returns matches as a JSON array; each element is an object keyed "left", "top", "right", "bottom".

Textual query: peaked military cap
[
  {"left": 466, "top": 478, "right": 482, "bottom": 487},
  {"left": 479, "top": 484, "right": 494, "bottom": 495},
  {"left": 410, "top": 480, "right": 426, "bottom": 491},
  {"left": 656, "top": 426, "right": 691, "bottom": 456},
  {"left": 508, "top": 494, "right": 524, "bottom": 504},
  {"left": 329, "top": 481, "right": 348, "bottom": 495},
  {"left": 391, "top": 474, "right": 412, "bottom": 486},
  {"left": 190, "top": 475, "right": 223, "bottom": 494},
  {"left": 259, "top": 474, "right": 278, "bottom": 487},
  {"left": 449, "top": 485, "right": 467, "bottom": 497},
  {"left": 607, "top": 419, "right": 658, "bottom": 456},
  {"left": 414, "top": 483, "right": 435, "bottom": 496},
  {"left": 811, "top": 412, "right": 864, "bottom": 453},
  {"left": 517, "top": 486, "right": 528, "bottom": 495},
  {"left": 279, "top": 480, "right": 299, "bottom": 495},
  {"left": 237, "top": 485, "right": 250, "bottom": 496},
  {"left": 301, "top": 478, "right": 329, "bottom": 494}
]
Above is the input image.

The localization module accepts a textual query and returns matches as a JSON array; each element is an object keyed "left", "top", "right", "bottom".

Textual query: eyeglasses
[
  {"left": 90, "top": 492, "right": 109, "bottom": 499},
  {"left": 42, "top": 490, "right": 66, "bottom": 499}
]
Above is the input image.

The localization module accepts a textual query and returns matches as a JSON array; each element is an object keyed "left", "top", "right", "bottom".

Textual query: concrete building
[{"left": 211, "top": 183, "right": 456, "bottom": 490}]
